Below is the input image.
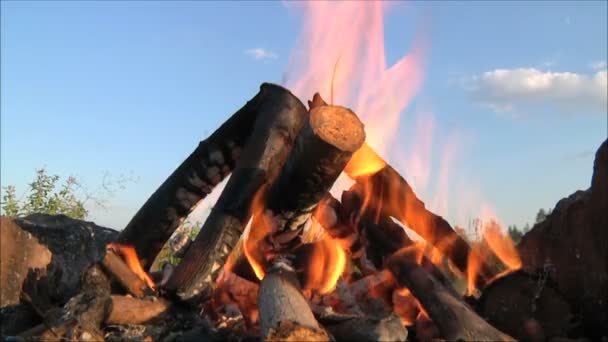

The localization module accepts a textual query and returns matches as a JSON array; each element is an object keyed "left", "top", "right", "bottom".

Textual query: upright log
[
  {"left": 166, "top": 84, "right": 308, "bottom": 301},
  {"left": 117, "top": 84, "right": 276, "bottom": 269},
  {"left": 387, "top": 250, "right": 514, "bottom": 341},
  {"left": 257, "top": 104, "right": 365, "bottom": 341},
  {"left": 309, "top": 92, "right": 493, "bottom": 283},
  {"left": 259, "top": 261, "right": 331, "bottom": 341}
]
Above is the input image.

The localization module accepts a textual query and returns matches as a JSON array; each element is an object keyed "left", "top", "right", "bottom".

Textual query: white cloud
[
  {"left": 245, "top": 48, "right": 278, "bottom": 60},
  {"left": 590, "top": 60, "right": 607, "bottom": 71},
  {"left": 466, "top": 68, "right": 607, "bottom": 114}
]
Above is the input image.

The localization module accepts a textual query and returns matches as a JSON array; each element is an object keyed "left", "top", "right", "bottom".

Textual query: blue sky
[{"left": 1, "top": 1, "right": 606, "bottom": 235}]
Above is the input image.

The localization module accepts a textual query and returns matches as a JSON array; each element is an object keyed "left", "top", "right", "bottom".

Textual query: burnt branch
[
  {"left": 387, "top": 250, "right": 514, "bottom": 341},
  {"left": 166, "top": 83, "right": 309, "bottom": 301}
]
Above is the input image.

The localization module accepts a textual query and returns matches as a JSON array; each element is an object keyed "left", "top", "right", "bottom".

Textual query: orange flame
[
  {"left": 302, "top": 237, "right": 346, "bottom": 295},
  {"left": 107, "top": 243, "right": 156, "bottom": 290},
  {"left": 482, "top": 221, "right": 522, "bottom": 271},
  {"left": 242, "top": 185, "right": 271, "bottom": 281}
]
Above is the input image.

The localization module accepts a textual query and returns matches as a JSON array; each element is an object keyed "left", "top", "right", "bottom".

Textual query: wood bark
[
  {"left": 258, "top": 261, "right": 331, "bottom": 341},
  {"left": 117, "top": 85, "right": 272, "bottom": 270},
  {"left": 166, "top": 83, "right": 308, "bottom": 301},
  {"left": 309, "top": 92, "right": 493, "bottom": 283},
  {"left": 100, "top": 250, "right": 154, "bottom": 298},
  {"left": 387, "top": 251, "right": 514, "bottom": 341}
]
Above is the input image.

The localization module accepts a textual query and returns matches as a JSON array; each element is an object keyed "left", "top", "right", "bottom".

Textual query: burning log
[
  {"left": 310, "top": 92, "right": 492, "bottom": 283},
  {"left": 100, "top": 249, "right": 154, "bottom": 298},
  {"left": 387, "top": 249, "right": 514, "bottom": 341},
  {"left": 117, "top": 85, "right": 273, "bottom": 270},
  {"left": 257, "top": 104, "right": 365, "bottom": 340},
  {"left": 167, "top": 83, "right": 309, "bottom": 301}
]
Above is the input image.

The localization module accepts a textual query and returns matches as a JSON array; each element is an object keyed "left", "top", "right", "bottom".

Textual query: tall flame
[{"left": 285, "top": 1, "right": 427, "bottom": 161}]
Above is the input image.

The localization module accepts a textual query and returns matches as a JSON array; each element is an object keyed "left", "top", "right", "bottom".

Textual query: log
[
  {"left": 258, "top": 261, "right": 331, "bottom": 341},
  {"left": 309, "top": 92, "right": 492, "bottom": 283},
  {"left": 117, "top": 85, "right": 270, "bottom": 270},
  {"left": 258, "top": 105, "right": 364, "bottom": 341},
  {"left": 166, "top": 83, "right": 308, "bottom": 301},
  {"left": 477, "top": 270, "right": 573, "bottom": 341},
  {"left": 320, "top": 313, "right": 407, "bottom": 342},
  {"left": 387, "top": 250, "right": 514, "bottom": 341},
  {"left": 106, "top": 295, "right": 172, "bottom": 325},
  {"left": 265, "top": 105, "right": 365, "bottom": 235},
  {"left": 100, "top": 249, "right": 154, "bottom": 298}
]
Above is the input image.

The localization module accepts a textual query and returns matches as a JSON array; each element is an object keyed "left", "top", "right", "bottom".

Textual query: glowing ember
[
  {"left": 107, "top": 243, "right": 156, "bottom": 289},
  {"left": 393, "top": 287, "right": 421, "bottom": 326}
]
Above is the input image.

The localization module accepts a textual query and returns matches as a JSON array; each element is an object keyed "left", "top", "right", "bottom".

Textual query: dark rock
[{"left": 518, "top": 139, "right": 608, "bottom": 339}]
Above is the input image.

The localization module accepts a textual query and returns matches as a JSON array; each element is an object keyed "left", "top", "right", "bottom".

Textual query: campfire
[
  {"left": 4, "top": 81, "right": 606, "bottom": 341},
  {"left": 2, "top": 3, "right": 607, "bottom": 342}
]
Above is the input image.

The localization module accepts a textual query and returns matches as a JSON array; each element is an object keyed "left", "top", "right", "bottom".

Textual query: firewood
[
  {"left": 477, "top": 270, "right": 573, "bottom": 341},
  {"left": 117, "top": 85, "right": 272, "bottom": 270},
  {"left": 105, "top": 295, "right": 172, "bottom": 325},
  {"left": 387, "top": 250, "right": 514, "bottom": 341},
  {"left": 258, "top": 104, "right": 364, "bottom": 341},
  {"left": 319, "top": 312, "right": 408, "bottom": 342},
  {"left": 265, "top": 105, "right": 365, "bottom": 236},
  {"left": 309, "top": 92, "right": 493, "bottom": 283},
  {"left": 258, "top": 261, "right": 331, "bottom": 341},
  {"left": 100, "top": 249, "right": 154, "bottom": 298},
  {"left": 166, "top": 84, "right": 309, "bottom": 301}
]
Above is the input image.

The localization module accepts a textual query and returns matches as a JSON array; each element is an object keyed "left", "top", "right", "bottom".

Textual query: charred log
[
  {"left": 387, "top": 250, "right": 514, "bottom": 341},
  {"left": 477, "top": 270, "right": 574, "bottom": 341},
  {"left": 166, "top": 83, "right": 308, "bottom": 302},
  {"left": 117, "top": 85, "right": 274, "bottom": 270}
]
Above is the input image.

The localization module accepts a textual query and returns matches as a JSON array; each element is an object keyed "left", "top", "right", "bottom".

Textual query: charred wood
[
  {"left": 477, "top": 270, "right": 574, "bottom": 341},
  {"left": 167, "top": 83, "right": 308, "bottom": 302},
  {"left": 387, "top": 250, "right": 514, "bottom": 341},
  {"left": 319, "top": 311, "right": 407, "bottom": 342}
]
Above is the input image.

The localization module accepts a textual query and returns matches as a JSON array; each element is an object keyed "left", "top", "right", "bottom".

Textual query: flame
[
  {"left": 243, "top": 185, "right": 271, "bottom": 281},
  {"left": 286, "top": 1, "right": 427, "bottom": 167},
  {"left": 107, "top": 243, "right": 156, "bottom": 289},
  {"left": 482, "top": 221, "right": 522, "bottom": 271},
  {"left": 302, "top": 237, "right": 346, "bottom": 295}
]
